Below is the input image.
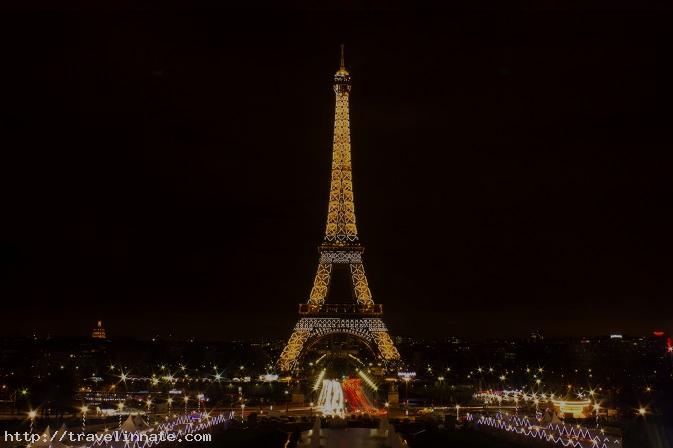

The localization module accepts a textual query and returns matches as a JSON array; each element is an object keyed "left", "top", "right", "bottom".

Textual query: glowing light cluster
[
  {"left": 474, "top": 389, "right": 562, "bottom": 405},
  {"left": 467, "top": 413, "right": 620, "bottom": 448},
  {"left": 325, "top": 63, "right": 357, "bottom": 243},
  {"left": 278, "top": 329, "right": 310, "bottom": 371},
  {"left": 317, "top": 380, "right": 345, "bottom": 418},
  {"left": 277, "top": 48, "right": 400, "bottom": 372},
  {"left": 350, "top": 263, "right": 373, "bottom": 307},
  {"left": 279, "top": 318, "right": 399, "bottom": 371},
  {"left": 342, "top": 378, "right": 375, "bottom": 413},
  {"left": 320, "top": 251, "right": 362, "bottom": 264},
  {"left": 308, "top": 262, "right": 331, "bottom": 310},
  {"left": 551, "top": 399, "right": 593, "bottom": 419}
]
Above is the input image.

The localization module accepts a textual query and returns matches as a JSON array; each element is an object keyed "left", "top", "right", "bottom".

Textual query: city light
[{"left": 468, "top": 413, "right": 621, "bottom": 446}]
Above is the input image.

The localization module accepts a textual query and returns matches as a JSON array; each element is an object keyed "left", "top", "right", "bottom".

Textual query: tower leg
[
  {"left": 350, "top": 262, "right": 374, "bottom": 307},
  {"left": 372, "top": 330, "right": 401, "bottom": 362},
  {"left": 278, "top": 329, "right": 310, "bottom": 371},
  {"left": 308, "top": 262, "right": 332, "bottom": 311}
]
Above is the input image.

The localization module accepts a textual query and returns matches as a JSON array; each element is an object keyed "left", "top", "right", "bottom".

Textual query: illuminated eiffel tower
[{"left": 278, "top": 46, "right": 401, "bottom": 372}]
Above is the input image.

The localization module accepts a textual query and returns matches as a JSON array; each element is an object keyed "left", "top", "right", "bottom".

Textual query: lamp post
[
  {"left": 184, "top": 395, "right": 189, "bottom": 414},
  {"left": 403, "top": 377, "right": 410, "bottom": 412},
  {"left": 240, "top": 404, "right": 245, "bottom": 422},
  {"left": 438, "top": 376, "right": 445, "bottom": 406},
  {"left": 455, "top": 404, "right": 460, "bottom": 420},
  {"left": 593, "top": 402, "right": 600, "bottom": 428},
  {"left": 80, "top": 405, "right": 88, "bottom": 433},
  {"left": 117, "top": 402, "right": 124, "bottom": 428},
  {"left": 28, "top": 410, "right": 37, "bottom": 434},
  {"left": 167, "top": 397, "right": 173, "bottom": 415}
]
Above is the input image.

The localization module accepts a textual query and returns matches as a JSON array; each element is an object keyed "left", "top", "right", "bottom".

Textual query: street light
[
  {"left": 455, "top": 404, "right": 461, "bottom": 420},
  {"left": 593, "top": 402, "right": 601, "bottom": 428},
  {"left": 117, "top": 402, "right": 125, "bottom": 428},
  {"left": 28, "top": 410, "right": 37, "bottom": 434},
  {"left": 80, "top": 405, "right": 88, "bottom": 433},
  {"left": 240, "top": 403, "right": 245, "bottom": 422},
  {"left": 403, "top": 377, "right": 411, "bottom": 409}
]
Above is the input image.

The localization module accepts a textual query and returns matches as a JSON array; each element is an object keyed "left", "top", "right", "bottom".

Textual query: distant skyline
[{"left": 1, "top": 9, "right": 672, "bottom": 339}]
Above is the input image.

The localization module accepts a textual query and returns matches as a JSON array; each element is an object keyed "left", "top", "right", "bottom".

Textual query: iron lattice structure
[{"left": 278, "top": 47, "right": 401, "bottom": 372}]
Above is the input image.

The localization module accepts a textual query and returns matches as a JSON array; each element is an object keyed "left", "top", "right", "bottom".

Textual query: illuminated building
[
  {"left": 277, "top": 47, "right": 401, "bottom": 371},
  {"left": 91, "top": 320, "right": 106, "bottom": 339},
  {"left": 551, "top": 398, "right": 592, "bottom": 419},
  {"left": 529, "top": 330, "right": 544, "bottom": 342}
]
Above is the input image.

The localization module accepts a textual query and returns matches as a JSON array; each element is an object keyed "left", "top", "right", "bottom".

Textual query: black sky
[{"left": 1, "top": 4, "right": 672, "bottom": 339}]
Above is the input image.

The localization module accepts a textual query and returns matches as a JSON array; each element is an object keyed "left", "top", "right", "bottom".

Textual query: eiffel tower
[{"left": 278, "top": 46, "right": 401, "bottom": 372}]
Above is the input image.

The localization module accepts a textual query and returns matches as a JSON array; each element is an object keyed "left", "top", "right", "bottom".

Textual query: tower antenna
[{"left": 340, "top": 44, "right": 345, "bottom": 70}]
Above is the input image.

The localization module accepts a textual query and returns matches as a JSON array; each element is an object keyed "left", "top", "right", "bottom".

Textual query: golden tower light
[{"left": 277, "top": 47, "right": 401, "bottom": 372}]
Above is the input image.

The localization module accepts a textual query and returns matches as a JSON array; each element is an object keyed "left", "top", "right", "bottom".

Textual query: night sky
[{"left": 1, "top": 4, "right": 672, "bottom": 340}]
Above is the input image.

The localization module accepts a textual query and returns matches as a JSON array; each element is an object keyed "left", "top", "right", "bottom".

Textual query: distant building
[
  {"left": 551, "top": 398, "right": 592, "bottom": 419},
  {"left": 529, "top": 330, "right": 544, "bottom": 342},
  {"left": 91, "top": 320, "right": 106, "bottom": 339}
]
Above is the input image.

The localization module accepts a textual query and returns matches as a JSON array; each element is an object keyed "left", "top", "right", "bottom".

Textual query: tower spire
[{"left": 335, "top": 45, "right": 350, "bottom": 78}]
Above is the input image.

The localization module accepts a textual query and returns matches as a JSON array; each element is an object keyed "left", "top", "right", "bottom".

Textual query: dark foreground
[{"left": 197, "top": 420, "right": 530, "bottom": 448}]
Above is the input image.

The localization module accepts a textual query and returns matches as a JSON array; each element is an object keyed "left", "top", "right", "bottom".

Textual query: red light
[
  {"left": 653, "top": 331, "right": 665, "bottom": 337},
  {"left": 342, "top": 378, "right": 376, "bottom": 413}
]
